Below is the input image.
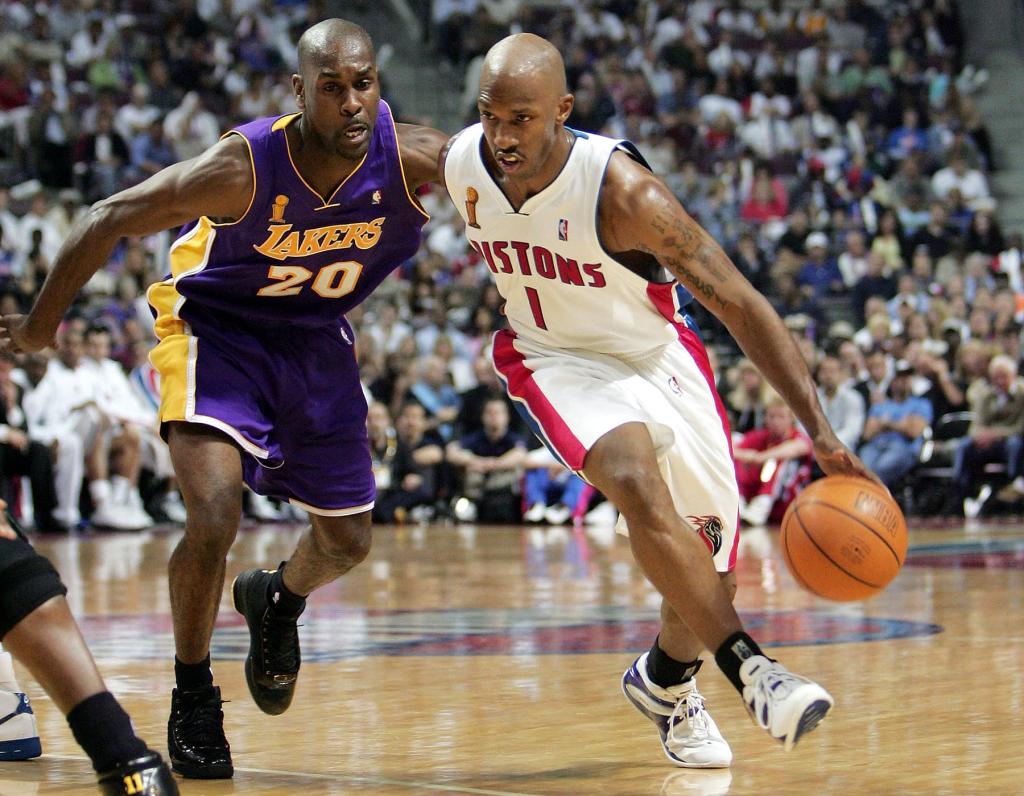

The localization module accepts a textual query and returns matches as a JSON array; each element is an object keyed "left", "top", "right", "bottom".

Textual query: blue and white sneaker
[
  {"left": 622, "top": 653, "right": 732, "bottom": 768},
  {"left": 0, "top": 689, "right": 41, "bottom": 760},
  {"left": 739, "top": 655, "right": 833, "bottom": 751}
]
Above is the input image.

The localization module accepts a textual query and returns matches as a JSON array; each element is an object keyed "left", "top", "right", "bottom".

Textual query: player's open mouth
[
  {"left": 496, "top": 152, "right": 523, "bottom": 172},
  {"left": 343, "top": 125, "right": 368, "bottom": 143}
]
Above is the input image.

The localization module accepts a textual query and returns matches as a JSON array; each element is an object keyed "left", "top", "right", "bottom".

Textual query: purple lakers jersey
[{"left": 150, "top": 101, "right": 428, "bottom": 332}]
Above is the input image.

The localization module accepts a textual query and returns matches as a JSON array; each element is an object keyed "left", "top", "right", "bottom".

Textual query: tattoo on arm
[{"left": 641, "top": 208, "right": 734, "bottom": 311}]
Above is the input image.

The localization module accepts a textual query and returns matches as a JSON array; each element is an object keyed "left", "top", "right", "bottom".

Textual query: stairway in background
[
  {"left": 326, "top": 0, "right": 464, "bottom": 133},
  {"left": 960, "top": 0, "right": 1024, "bottom": 231}
]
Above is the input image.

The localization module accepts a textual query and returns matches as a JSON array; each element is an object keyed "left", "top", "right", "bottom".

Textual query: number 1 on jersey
[{"left": 524, "top": 286, "right": 548, "bottom": 330}]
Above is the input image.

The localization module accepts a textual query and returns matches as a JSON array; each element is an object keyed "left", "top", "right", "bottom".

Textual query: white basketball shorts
[{"left": 492, "top": 327, "right": 739, "bottom": 572}]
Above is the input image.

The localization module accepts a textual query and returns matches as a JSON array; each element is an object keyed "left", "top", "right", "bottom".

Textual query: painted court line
[{"left": 44, "top": 755, "right": 542, "bottom": 795}]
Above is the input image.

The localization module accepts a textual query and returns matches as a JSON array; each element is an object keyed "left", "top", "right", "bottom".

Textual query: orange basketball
[{"left": 779, "top": 475, "right": 908, "bottom": 602}]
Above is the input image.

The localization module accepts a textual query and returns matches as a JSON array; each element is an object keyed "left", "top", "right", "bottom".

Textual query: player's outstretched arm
[
  {"left": 0, "top": 136, "right": 254, "bottom": 354},
  {"left": 600, "top": 152, "right": 880, "bottom": 484},
  {"left": 396, "top": 124, "right": 450, "bottom": 190}
]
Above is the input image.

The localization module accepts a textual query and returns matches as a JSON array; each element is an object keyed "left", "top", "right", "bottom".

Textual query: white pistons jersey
[{"left": 444, "top": 125, "right": 693, "bottom": 360}]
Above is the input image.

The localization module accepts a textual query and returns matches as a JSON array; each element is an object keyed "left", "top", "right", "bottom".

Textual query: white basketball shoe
[
  {"left": 622, "top": 653, "right": 732, "bottom": 768},
  {"left": 0, "top": 650, "right": 41, "bottom": 760},
  {"left": 739, "top": 655, "right": 833, "bottom": 751}
]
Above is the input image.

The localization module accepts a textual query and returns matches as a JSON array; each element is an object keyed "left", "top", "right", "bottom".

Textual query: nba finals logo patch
[
  {"left": 270, "top": 194, "right": 289, "bottom": 223},
  {"left": 465, "top": 187, "right": 481, "bottom": 229},
  {"left": 371, "top": 189, "right": 382, "bottom": 205},
  {"left": 687, "top": 514, "right": 723, "bottom": 555},
  {"left": 558, "top": 218, "right": 568, "bottom": 241}
]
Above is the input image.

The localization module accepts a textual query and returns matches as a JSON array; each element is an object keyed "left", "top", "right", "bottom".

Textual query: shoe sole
[
  {"left": 620, "top": 673, "right": 732, "bottom": 769},
  {"left": 786, "top": 698, "right": 832, "bottom": 751},
  {"left": 0, "top": 737, "right": 42, "bottom": 760},
  {"left": 170, "top": 758, "right": 234, "bottom": 779},
  {"left": 232, "top": 572, "right": 296, "bottom": 716}
]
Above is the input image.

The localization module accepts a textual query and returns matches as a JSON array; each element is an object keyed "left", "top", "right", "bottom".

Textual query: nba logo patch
[
  {"left": 558, "top": 218, "right": 568, "bottom": 241},
  {"left": 371, "top": 189, "right": 382, "bottom": 205}
]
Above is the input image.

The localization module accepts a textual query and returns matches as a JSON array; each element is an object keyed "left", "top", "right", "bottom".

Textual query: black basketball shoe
[
  {"left": 167, "top": 686, "right": 232, "bottom": 779},
  {"left": 98, "top": 749, "right": 179, "bottom": 794},
  {"left": 232, "top": 567, "right": 302, "bottom": 715}
]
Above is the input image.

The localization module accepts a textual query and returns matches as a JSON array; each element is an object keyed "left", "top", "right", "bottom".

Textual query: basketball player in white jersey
[{"left": 441, "top": 34, "right": 882, "bottom": 766}]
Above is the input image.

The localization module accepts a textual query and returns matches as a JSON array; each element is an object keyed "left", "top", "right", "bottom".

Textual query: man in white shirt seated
[
  {"left": 82, "top": 325, "right": 185, "bottom": 524},
  {"left": 23, "top": 327, "right": 149, "bottom": 530}
]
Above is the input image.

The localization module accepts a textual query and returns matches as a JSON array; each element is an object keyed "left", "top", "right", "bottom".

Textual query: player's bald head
[
  {"left": 479, "top": 34, "right": 568, "bottom": 103},
  {"left": 297, "top": 18, "right": 374, "bottom": 73}
]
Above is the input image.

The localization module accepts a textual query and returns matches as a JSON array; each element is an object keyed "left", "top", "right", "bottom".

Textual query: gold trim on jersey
[
  {"left": 148, "top": 332, "right": 191, "bottom": 425},
  {"left": 389, "top": 113, "right": 431, "bottom": 222},
  {"left": 213, "top": 130, "right": 258, "bottom": 227},
  {"left": 146, "top": 217, "right": 217, "bottom": 342},
  {"left": 277, "top": 113, "right": 368, "bottom": 210}
]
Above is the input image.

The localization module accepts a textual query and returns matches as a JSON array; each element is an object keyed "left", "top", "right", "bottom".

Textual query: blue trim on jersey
[
  {"left": 492, "top": 372, "right": 572, "bottom": 470},
  {"left": 676, "top": 283, "right": 695, "bottom": 311}
]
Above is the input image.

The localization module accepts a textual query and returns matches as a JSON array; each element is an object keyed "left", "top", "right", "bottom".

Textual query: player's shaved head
[
  {"left": 297, "top": 18, "right": 374, "bottom": 73},
  {"left": 480, "top": 33, "right": 568, "bottom": 103}
]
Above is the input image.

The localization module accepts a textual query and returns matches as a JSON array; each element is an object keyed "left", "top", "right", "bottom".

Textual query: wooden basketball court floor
[{"left": 2, "top": 517, "right": 1023, "bottom": 795}]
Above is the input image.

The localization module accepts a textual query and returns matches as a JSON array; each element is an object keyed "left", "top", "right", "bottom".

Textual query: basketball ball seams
[
  {"left": 797, "top": 498, "right": 903, "bottom": 566},
  {"left": 781, "top": 525, "right": 814, "bottom": 593},
  {"left": 792, "top": 505, "right": 883, "bottom": 589}
]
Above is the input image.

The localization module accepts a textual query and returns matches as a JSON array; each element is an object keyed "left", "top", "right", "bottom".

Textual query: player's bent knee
[
  {"left": 312, "top": 515, "right": 372, "bottom": 566},
  {"left": 0, "top": 538, "right": 68, "bottom": 641}
]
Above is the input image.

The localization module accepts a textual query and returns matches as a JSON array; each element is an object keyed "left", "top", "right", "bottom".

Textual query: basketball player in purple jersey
[
  {"left": 0, "top": 19, "right": 447, "bottom": 779},
  {"left": 441, "top": 35, "right": 883, "bottom": 764}
]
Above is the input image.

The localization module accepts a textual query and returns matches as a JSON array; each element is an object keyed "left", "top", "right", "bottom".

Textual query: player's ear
[
  {"left": 292, "top": 74, "right": 305, "bottom": 110},
  {"left": 556, "top": 93, "right": 574, "bottom": 125}
]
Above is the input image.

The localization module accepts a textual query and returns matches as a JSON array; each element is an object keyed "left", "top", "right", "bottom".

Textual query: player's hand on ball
[{"left": 812, "top": 432, "right": 886, "bottom": 490}]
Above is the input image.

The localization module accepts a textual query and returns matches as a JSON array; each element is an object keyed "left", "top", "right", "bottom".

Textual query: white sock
[
  {"left": 0, "top": 649, "right": 21, "bottom": 692},
  {"left": 111, "top": 475, "right": 132, "bottom": 505},
  {"left": 89, "top": 479, "right": 112, "bottom": 507}
]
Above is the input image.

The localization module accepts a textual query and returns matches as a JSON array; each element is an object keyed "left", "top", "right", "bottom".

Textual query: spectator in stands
[
  {"left": 726, "top": 358, "right": 771, "bottom": 434},
  {"left": 522, "top": 451, "right": 593, "bottom": 526},
  {"left": 858, "top": 364, "right": 933, "bottom": 488},
  {"left": 734, "top": 395, "right": 813, "bottom": 526},
  {"left": 130, "top": 118, "right": 177, "bottom": 181},
  {"left": 965, "top": 210, "right": 1004, "bottom": 256},
  {"left": 798, "top": 231, "right": 844, "bottom": 298},
  {"left": 0, "top": 353, "right": 57, "bottom": 530},
  {"left": 446, "top": 398, "right": 526, "bottom": 524},
  {"left": 837, "top": 229, "right": 870, "bottom": 288},
  {"left": 114, "top": 84, "right": 160, "bottom": 146},
  {"left": 816, "top": 355, "right": 865, "bottom": 451},
  {"left": 163, "top": 91, "right": 218, "bottom": 161},
  {"left": 740, "top": 163, "right": 788, "bottom": 223},
  {"left": 406, "top": 355, "right": 461, "bottom": 441},
  {"left": 852, "top": 251, "right": 897, "bottom": 326},
  {"left": 887, "top": 108, "right": 929, "bottom": 162},
  {"left": 28, "top": 88, "right": 76, "bottom": 189},
  {"left": 368, "top": 401, "right": 397, "bottom": 495},
  {"left": 870, "top": 210, "right": 906, "bottom": 271},
  {"left": 75, "top": 112, "right": 129, "bottom": 201},
  {"left": 374, "top": 402, "right": 444, "bottom": 524},
  {"left": 81, "top": 326, "right": 183, "bottom": 523},
  {"left": 931, "top": 154, "right": 991, "bottom": 209},
  {"left": 954, "top": 355, "right": 1024, "bottom": 512},
  {"left": 456, "top": 355, "right": 519, "bottom": 438}
]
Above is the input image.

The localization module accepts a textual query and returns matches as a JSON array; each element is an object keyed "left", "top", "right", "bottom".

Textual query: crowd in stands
[{"left": 1, "top": 0, "right": 1022, "bottom": 531}]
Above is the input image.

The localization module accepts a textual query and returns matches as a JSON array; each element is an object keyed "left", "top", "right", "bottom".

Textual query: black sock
[
  {"left": 646, "top": 636, "right": 702, "bottom": 688},
  {"left": 174, "top": 654, "right": 213, "bottom": 691},
  {"left": 67, "top": 692, "right": 148, "bottom": 773},
  {"left": 268, "top": 564, "right": 306, "bottom": 619},
  {"left": 715, "top": 631, "right": 769, "bottom": 694}
]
